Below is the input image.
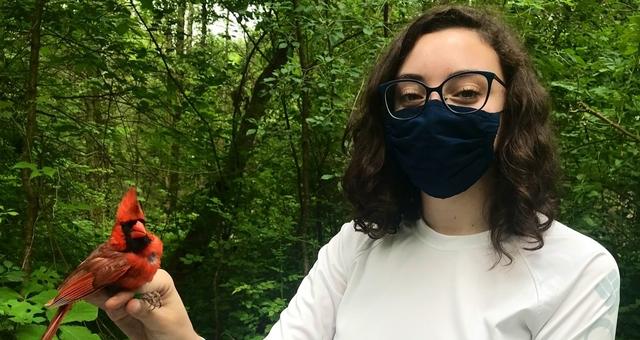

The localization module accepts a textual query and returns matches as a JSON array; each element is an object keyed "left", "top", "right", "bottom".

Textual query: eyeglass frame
[{"left": 378, "top": 70, "right": 507, "bottom": 120}]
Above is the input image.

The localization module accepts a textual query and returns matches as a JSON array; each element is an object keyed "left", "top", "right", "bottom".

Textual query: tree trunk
[
  {"left": 186, "top": 2, "right": 194, "bottom": 48},
  {"left": 20, "top": 0, "right": 46, "bottom": 273},
  {"left": 200, "top": 1, "right": 208, "bottom": 45},
  {"left": 84, "top": 94, "right": 105, "bottom": 227},
  {"left": 176, "top": 1, "right": 186, "bottom": 55},
  {"left": 163, "top": 4, "right": 185, "bottom": 217},
  {"left": 293, "top": 0, "right": 312, "bottom": 273},
  {"left": 166, "top": 1, "right": 186, "bottom": 215}
]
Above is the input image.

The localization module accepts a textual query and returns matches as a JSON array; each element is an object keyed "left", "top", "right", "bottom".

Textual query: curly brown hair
[{"left": 342, "top": 5, "right": 559, "bottom": 263}]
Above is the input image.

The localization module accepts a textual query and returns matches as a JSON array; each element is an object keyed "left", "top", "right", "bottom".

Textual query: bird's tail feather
[{"left": 41, "top": 304, "right": 72, "bottom": 340}]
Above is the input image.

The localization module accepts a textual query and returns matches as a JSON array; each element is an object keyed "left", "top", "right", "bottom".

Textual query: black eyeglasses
[{"left": 378, "top": 70, "right": 506, "bottom": 120}]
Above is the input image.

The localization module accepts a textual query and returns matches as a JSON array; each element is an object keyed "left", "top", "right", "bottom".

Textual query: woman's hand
[{"left": 85, "top": 269, "right": 201, "bottom": 340}]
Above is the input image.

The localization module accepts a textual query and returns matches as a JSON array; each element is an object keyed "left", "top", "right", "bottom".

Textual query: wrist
[
  {"left": 153, "top": 326, "right": 200, "bottom": 340},
  {"left": 169, "top": 310, "right": 200, "bottom": 340},
  {"left": 178, "top": 325, "right": 201, "bottom": 340}
]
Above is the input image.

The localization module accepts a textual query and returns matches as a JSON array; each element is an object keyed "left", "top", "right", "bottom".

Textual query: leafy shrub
[{"left": 0, "top": 260, "right": 99, "bottom": 340}]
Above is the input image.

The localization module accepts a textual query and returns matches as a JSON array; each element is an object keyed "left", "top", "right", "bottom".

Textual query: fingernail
[{"left": 128, "top": 299, "right": 141, "bottom": 314}]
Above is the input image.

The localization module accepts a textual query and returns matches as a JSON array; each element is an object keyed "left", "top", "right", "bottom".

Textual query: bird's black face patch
[{"left": 121, "top": 219, "right": 151, "bottom": 253}]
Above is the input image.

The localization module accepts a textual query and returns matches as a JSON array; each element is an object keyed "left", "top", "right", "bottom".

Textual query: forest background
[{"left": 1, "top": 0, "right": 639, "bottom": 339}]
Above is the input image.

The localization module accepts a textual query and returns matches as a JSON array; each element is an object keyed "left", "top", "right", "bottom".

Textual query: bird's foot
[{"left": 139, "top": 291, "right": 162, "bottom": 310}]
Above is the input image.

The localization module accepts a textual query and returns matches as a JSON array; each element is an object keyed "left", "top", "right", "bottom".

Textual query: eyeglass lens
[{"left": 385, "top": 73, "right": 491, "bottom": 118}]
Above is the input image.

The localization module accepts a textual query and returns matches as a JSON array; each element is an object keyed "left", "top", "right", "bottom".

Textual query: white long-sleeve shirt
[{"left": 265, "top": 219, "right": 620, "bottom": 340}]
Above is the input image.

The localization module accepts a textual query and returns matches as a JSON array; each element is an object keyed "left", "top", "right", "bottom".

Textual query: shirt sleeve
[
  {"left": 265, "top": 222, "right": 363, "bottom": 340},
  {"left": 535, "top": 252, "right": 620, "bottom": 340}
]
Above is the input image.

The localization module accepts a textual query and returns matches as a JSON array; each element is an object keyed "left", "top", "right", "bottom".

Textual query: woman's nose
[{"left": 428, "top": 91, "right": 441, "bottom": 101}]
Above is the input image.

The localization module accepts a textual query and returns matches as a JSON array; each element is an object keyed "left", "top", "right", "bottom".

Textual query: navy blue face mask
[{"left": 384, "top": 100, "right": 500, "bottom": 199}]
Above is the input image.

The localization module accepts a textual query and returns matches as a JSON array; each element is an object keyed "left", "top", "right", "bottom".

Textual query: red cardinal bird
[{"left": 41, "top": 187, "right": 163, "bottom": 340}]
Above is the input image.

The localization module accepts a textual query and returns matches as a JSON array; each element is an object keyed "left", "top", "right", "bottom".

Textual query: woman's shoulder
[
  {"left": 513, "top": 219, "right": 619, "bottom": 305},
  {"left": 333, "top": 220, "right": 421, "bottom": 253},
  {"left": 332, "top": 221, "right": 383, "bottom": 254},
  {"left": 512, "top": 220, "right": 620, "bottom": 336},
  {"left": 517, "top": 219, "right": 616, "bottom": 266},
  {"left": 322, "top": 221, "right": 384, "bottom": 272}
]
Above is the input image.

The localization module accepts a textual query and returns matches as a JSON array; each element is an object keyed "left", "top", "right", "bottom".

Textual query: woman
[
  {"left": 263, "top": 5, "right": 620, "bottom": 339},
  {"left": 91, "top": 5, "right": 620, "bottom": 340}
]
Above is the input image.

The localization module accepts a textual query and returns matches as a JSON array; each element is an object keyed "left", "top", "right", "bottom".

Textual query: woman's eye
[
  {"left": 400, "top": 93, "right": 423, "bottom": 101},
  {"left": 453, "top": 89, "right": 481, "bottom": 100}
]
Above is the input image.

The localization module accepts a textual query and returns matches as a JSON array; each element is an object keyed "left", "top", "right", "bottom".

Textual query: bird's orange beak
[{"left": 131, "top": 221, "right": 147, "bottom": 239}]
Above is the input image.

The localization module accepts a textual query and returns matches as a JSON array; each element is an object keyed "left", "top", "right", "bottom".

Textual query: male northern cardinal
[{"left": 41, "top": 187, "right": 163, "bottom": 340}]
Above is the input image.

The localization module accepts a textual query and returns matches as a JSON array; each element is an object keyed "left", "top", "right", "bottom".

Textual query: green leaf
[
  {"left": 228, "top": 52, "right": 242, "bottom": 64},
  {"left": 246, "top": 129, "right": 257, "bottom": 136},
  {"left": 12, "top": 162, "right": 37, "bottom": 171},
  {"left": 41, "top": 167, "right": 57, "bottom": 178},
  {"left": 29, "top": 289, "right": 57, "bottom": 306},
  {"left": 22, "top": 280, "right": 48, "bottom": 298},
  {"left": 59, "top": 325, "right": 100, "bottom": 340},
  {"left": 582, "top": 215, "right": 598, "bottom": 228},
  {"left": 46, "top": 306, "right": 56, "bottom": 321},
  {"left": 15, "top": 324, "right": 48, "bottom": 340},
  {"left": 3, "top": 270, "right": 25, "bottom": 282},
  {"left": 232, "top": 283, "right": 251, "bottom": 295},
  {"left": 29, "top": 169, "right": 41, "bottom": 179},
  {"left": 180, "top": 253, "right": 204, "bottom": 265},
  {"left": 2, "top": 299, "right": 40, "bottom": 324},
  {"left": 140, "top": 0, "right": 153, "bottom": 10},
  {"left": 115, "top": 21, "right": 130, "bottom": 35},
  {"left": 550, "top": 81, "right": 577, "bottom": 92},
  {"left": 61, "top": 301, "right": 98, "bottom": 323},
  {"left": 0, "top": 287, "right": 22, "bottom": 301}
]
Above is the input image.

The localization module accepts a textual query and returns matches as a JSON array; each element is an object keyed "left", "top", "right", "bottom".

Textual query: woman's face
[{"left": 397, "top": 27, "right": 506, "bottom": 113}]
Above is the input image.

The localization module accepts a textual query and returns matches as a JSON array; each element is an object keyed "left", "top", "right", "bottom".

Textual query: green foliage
[
  {"left": 226, "top": 280, "right": 289, "bottom": 338},
  {"left": 0, "top": 261, "right": 99, "bottom": 339}
]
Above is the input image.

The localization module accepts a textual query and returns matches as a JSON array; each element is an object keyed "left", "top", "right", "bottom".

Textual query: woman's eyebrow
[
  {"left": 397, "top": 69, "right": 486, "bottom": 82},
  {"left": 396, "top": 73, "right": 424, "bottom": 81},
  {"left": 447, "top": 69, "right": 479, "bottom": 78}
]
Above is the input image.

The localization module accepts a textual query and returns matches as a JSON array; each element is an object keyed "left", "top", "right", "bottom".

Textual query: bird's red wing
[
  {"left": 45, "top": 271, "right": 95, "bottom": 308},
  {"left": 46, "top": 245, "right": 131, "bottom": 308}
]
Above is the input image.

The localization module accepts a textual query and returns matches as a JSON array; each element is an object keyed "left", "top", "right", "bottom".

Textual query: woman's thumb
[{"left": 125, "top": 297, "right": 156, "bottom": 321}]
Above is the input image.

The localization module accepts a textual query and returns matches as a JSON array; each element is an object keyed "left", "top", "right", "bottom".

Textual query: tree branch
[
  {"left": 578, "top": 102, "right": 640, "bottom": 143},
  {"left": 53, "top": 92, "right": 128, "bottom": 100},
  {"left": 226, "top": 10, "right": 269, "bottom": 60}
]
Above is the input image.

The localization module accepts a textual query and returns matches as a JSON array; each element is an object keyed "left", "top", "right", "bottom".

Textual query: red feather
[
  {"left": 42, "top": 187, "right": 163, "bottom": 340},
  {"left": 116, "top": 187, "right": 145, "bottom": 223}
]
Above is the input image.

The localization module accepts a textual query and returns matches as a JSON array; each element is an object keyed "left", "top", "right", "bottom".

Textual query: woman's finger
[
  {"left": 125, "top": 292, "right": 165, "bottom": 324},
  {"left": 104, "top": 305, "right": 131, "bottom": 322},
  {"left": 103, "top": 291, "right": 136, "bottom": 310}
]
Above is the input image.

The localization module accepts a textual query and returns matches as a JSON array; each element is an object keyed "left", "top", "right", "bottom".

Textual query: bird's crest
[{"left": 116, "top": 187, "right": 145, "bottom": 223}]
